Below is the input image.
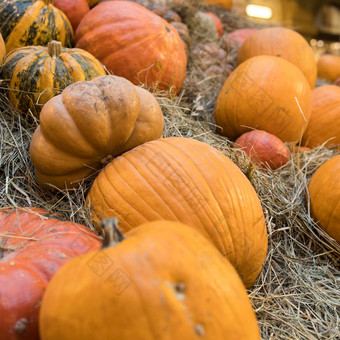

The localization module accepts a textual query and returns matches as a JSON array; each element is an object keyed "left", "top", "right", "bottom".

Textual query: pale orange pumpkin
[
  {"left": 237, "top": 27, "right": 317, "bottom": 88},
  {"left": 308, "top": 155, "right": 340, "bottom": 243},
  {"left": 302, "top": 85, "right": 340, "bottom": 148},
  {"left": 86, "top": 137, "right": 268, "bottom": 288},
  {"left": 317, "top": 54, "right": 340, "bottom": 82},
  {"left": 39, "top": 219, "right": 261, "bottom": 339}
]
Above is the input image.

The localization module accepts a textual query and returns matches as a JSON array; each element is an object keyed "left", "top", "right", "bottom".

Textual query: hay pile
[{"left": 0, "top": 2, "right": 339, "bottom": 339}]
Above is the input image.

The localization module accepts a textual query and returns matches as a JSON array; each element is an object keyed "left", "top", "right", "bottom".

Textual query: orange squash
[
  {"left": 204, "top": 0, "right": 232, "bottom": 9},
  {"left": 215, "top": 55, "right": 312, "bottom": 143},
  {"left": 237, "top": 27, "right": 317, "bottom": 88},
  {"left": 39, "top": 219, "right": 261, "bottom": 339},
  {"left": 308, "top": 155, "right": 340, "bottom": 243},
  {"left": 75, "top": 1, "right": 187, "bottom": 94},
  {"left": 317, "top": 54, "right": 340, "bottom": 82},
  {"left": 302, "top": 85, "right": 340, "bottom": 148},
  {"left": 86, "top": 137, "right": 268, "bottom": 288},
  {"left": 0, "top": 33, "right": 5, "bottom": 65}
]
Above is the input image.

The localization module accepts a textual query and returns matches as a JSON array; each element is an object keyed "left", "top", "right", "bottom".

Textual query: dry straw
[{"left": 0, "top": 2, "right": 339, "bottom": 339}]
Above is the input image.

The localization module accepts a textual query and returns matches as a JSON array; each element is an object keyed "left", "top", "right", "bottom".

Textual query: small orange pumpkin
[{"left": 317, "top": 54, "right": 340, "bottom": 82}]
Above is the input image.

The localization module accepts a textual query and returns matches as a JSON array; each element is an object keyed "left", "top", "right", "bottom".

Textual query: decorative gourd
[
  {"left": 237, "top": 27, "right": 317, "bottom": 88},
  {"left": 0, "top": 33, "right": 5, "bottom": 65},
  {"left": 53, "top": 0, "right": 90, "bottom": 33},
  {"left": 0, "top": 208, "right": 100, "bottom": 340},
  {"left": 30, "top": 75, "right": 164, "bottom": 190},
  {"left": 86, "top": 137, "right": 268, "bottom": 288},
  {"left": 317, "top": 54, "right": 340, "bottom": 82},
  {"left": 302, "top": 85, "right": 340, "bottom": 148},
  {"left": 215, "top": 55, "right": 312, "bottom": 143},
  {"left": 1, "top": 41, "right": 106, "bottom": 116},
  {"left": 0, "top": 0, "right": 73, "bottom": 53},
  {"left": 75, "top": 1, "right": 187, "bottom": 94},
  {"left": 204, "top": 12, "right": 223, "bottom": 37},
  {"left": 223, "top": 28, "right": 258, "bottom": 47},
  {"left": 308, "top": 155, "right": 340, "bottom": 243},
  {"left": 234, "top": 130, "right": 290, "bottom": 170},
  {"left": 39, "top": 219, "right": 261, "bottom": 339}
]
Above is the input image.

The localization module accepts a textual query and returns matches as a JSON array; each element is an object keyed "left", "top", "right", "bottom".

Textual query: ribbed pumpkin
[
  {"left": 0, "top": 208, "right": 100, "bottom": 340},
  {"left": 317, "top": 54, "right": 340, "bottom": 82},
  {"left": 86, "top": 137, "right": 268, "bottom": 288},
  {"left": 302, "top": 85, "right": 340, "bottom": 148},
  {"left": 308, "top": 155, "right": 340, "bottom": 244},
  {"left": 234, "top": 130, "right": 290, "bottom": 170},
  {"left": 237, "top": 27, "right": 317, "bottom": 88},
  {"left": 0, "top": 0, "right": 73, "bottom": 53},
  {"left": 1, "top": 40, "right": 106, "bottom": 116},
  {"left": 215, "top": 55, "right": 312, "bottom": 143},
  {"left": 75, "top": 1, "right": 187, "bottom": 94},
  {"left": 0, "top": 33, "right": 5, "bottom": 65},
  {"left": 30, "top": 75, "right": 164, "bottom": 190},
  {"left": 39, "top": 219, "right": 261, "bottom": 339}
]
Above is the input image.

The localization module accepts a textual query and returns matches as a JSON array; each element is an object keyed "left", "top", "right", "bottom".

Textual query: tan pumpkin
[
  {"left": 317, "top": 54, "right": 340, "bottom": 82},
  {"left": 1, "top": 41, "right": 106, "bottom": 116},
  {"left": 40, "top": 219, "right": 261, "bottom": 339},
  {"left": 0, "top": 33, "right": 5, "bottom": 65},
  {"left": 30, "top": 75, "right": 164, "bottom": 190},
  {"left": 237, "top": 27, "right": 317, "bottom": 88},
  {"left": 86, "top": 137, "right": 268, "bottom": 288},
  {"left": 308, "top": 155, "right": 340, "bottom": 243},
  {"left": 302, "top": 85, "right": 340, "bottom": 148},
  {"left": 215, "top": 55, "right": 312, "bottom": 143}
]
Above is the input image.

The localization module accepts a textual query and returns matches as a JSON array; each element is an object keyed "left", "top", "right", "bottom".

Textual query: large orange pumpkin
[
  {"left": 302, "top": 85, "right": 340, "bottom": 148},
  {"left": 215, "top": 55, "right": 312, "bottom": 143},
  {"left": 39, "top": 219, "right": 261, "bottom": 339},
  {"left": 308, "top": 155, "right": 340, "bottom": 243},
  {"left": 317, "top": 54, "right": 340, "bottom": 82},
  {"left": 0, "top": 208, "right": 100, "bottom": 340},
  {"left": 237, "top": 27, "right": 317, "bottom": 88},
  {"left": 30, "top": 75, "right": 164, "bottom": 190},
  {"left": 75, "top": 1, "right": 187, "bottom": 94},
  {"left": 86, "top": 137, "right": 268, "bottom": 288}
]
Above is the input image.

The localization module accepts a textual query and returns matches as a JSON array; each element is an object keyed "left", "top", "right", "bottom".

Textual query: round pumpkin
[
  {"left": 237, "top": 27, "right": 317, "bottom": 88},
  {"left": 215, "top": 55, "right": 312, "bottom": 143},
  {"left": 0, "top": 208, "right": 100, "bottom": 340},
  {"left": 75, "top": 1, "right": 187, "bottom": 94},
  {"left": 317, "top": 54, "right": 340, "bottom": 82},
  {"left": 302, "top": 85, "right": 340, "bottom": 148},
  {"left": 0, "top": 0, "right": 73, "bottom": 53},
  {"left": 204, "top": 0, "right": 232, "bottom": 9},
  {"left": 308, "top": 155, "right": 340, "bottom": 243},
  {"left": 1, "top": 40, "right": 106, "bottom": 116},
  {"left": 0, "top": 33, "right": 6, "bottom": 65},
  {"left": 86, "top": 137, "right": 268, "bottom": 288},
  {"left": 30, "top": 75, "right": 164, "bottom": 190},
  {"left": 53, "top": 0, "right": 90, "bottom": 33},
  {"left": 234, "top": 130, "right": 290, "bottom": 170},
  {"left": 39, "top": 219, "right": 261, "bottom": 339}
]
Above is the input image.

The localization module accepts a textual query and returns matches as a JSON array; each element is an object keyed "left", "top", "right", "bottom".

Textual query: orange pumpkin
[
  {"left": 317, "top": 54, "right": 340, "bottom": 82},
  {"left": 0, "top": 33, "right": 5, "bottom": 65},
  {"left": 75, "top": 1, "right": 187, "bottom": 94},
  {"left": 86, "top": 137, "right": 268, "bottom": 288},
  {"left": 39, "top": 219, "right": 261, "bottom": 339},
  {"left": 234, "top": 130, "right": 290, "bottom": 170},
  {"left": 237, "top": 27, "right": 317, "bottom": 88},
  {"left": 30, "top": 75, "right": 164, "bottom": 190},
  {"left": 215, "top": 55, "right": 312, "bottom": 143},
  {"left": 302, "top": 85, "right": 340, "bottom": 148},
  {"left": 204, "top": 0, "right": 232, "bottom": 9},
  {"left": 308, "top": 155, "right": 340, "bottom": 243}
]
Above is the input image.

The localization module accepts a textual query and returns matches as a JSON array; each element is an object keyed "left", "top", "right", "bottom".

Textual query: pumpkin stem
[
  {"left": 47, "top": 41, "right": 62, "bottom": 58},
  {"left": 101, "top": 218, "right": 125, "bottom": 249}
]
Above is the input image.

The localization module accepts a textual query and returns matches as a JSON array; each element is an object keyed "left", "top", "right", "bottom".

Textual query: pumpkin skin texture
[
  {"left": 86, "top": 137, "right": 268, "bottom": 288},
  {"left": 75, "top": 1, "right": 187, "bottom": 94},
  {"left": 308, "top": 155, "right": 340, "bottom": 243},
  {"left": 234, "top": 130, "right": 290, "bottom": 170},
  {"left": 39, "top": 220, "right": 261, "bottom": 340},
  {"left": 53, "top": 0, "right": 90, "bottom": 33},
  {"left": 215, "top": 55, "right": 312, "bottom": 143},
  {"left": 237, "top": 27, "right": 317, "bottom": 88},
  {"left": 1, "top": 41, "right": 106, "bottom": 116},
  {"left": 0, "top": 0, "right": 73, "bottom": 53},
  {"left": 302, "top": 85, "right": 340, "bottom": 148},
  {"left": 30, "top": 75, "right": 164, "bottom": 190},
  {"left": 0, "top": 33, "right": 6, "bottom": 65},
  {"left": 0, "top": 208, "right": 100, "bottom": 340},
  {"left": 317, "top": 54, "right": 340, "bottom": 82}
]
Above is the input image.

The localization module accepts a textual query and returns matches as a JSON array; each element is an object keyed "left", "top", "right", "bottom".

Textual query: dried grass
[{"left": 0, "top": 3, "right": 339, "bottom": 340}]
